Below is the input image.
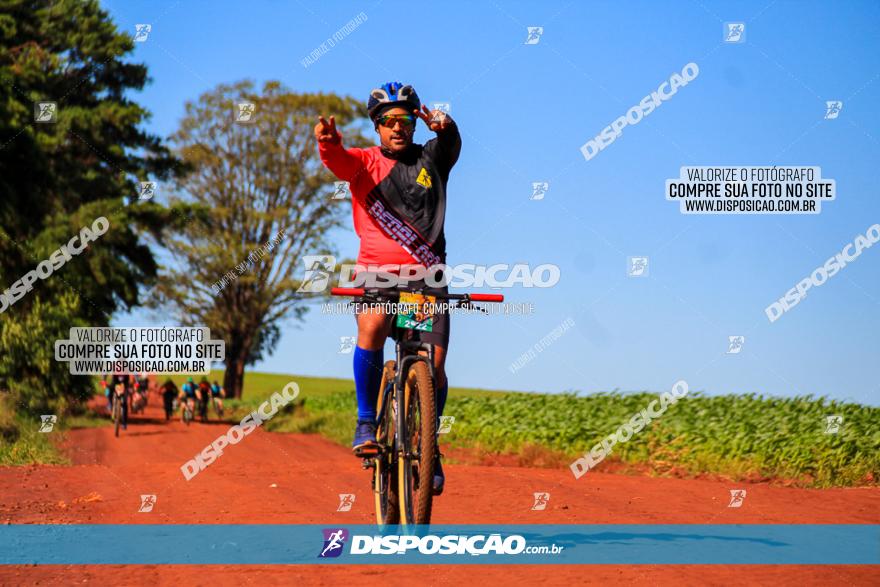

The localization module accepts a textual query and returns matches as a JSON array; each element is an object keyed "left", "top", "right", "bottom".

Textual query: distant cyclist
[
  {"left": 101, "top": 373, "right": 112, "bottom": 411},
  {"left": 197, "top": 377, "right": 211, "bottom": 421},
  {"left": 210, "top": 380, "right": 225, "bottom": 416},
  {"left": 131, "top": 372, "right": 149, "bottom": 413},
  {"left": 180, "top": 377, "right": 197, "bottom": 420},
  {"left": 160, "top": 378, "right": 178, "bottom": 420},
  {"left": 109, "top": 372, "right": 131, "bottom": 430},
  {"left": 136, "top": 372, "right": 150, "bottom": 397},
  {"left": 316, "top": 81, "right": 461, "bottom": 495}
]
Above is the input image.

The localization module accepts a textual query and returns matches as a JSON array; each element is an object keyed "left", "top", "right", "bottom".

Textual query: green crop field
[
  {"left": 222, "top": 372, "right": 879, "bottom": 488},
  {"left": 10, "top": 371, "right": 873, "bottom": 487}
]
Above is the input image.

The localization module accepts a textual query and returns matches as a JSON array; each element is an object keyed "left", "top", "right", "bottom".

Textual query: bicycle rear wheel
[
  {"left": 374, "top": 361, "right": 400, "bottom": 526},
  {"left": 398, "top": 360, "right": 436, "bottom": 525}
]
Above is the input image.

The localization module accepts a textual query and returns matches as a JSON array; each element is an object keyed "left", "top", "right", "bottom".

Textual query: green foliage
[
  {"left": 239, "top": 373, "right": 878, "bottom": 487},
  {"left": 0, "top": 0, "right": 182, "bottom": 414},
  {"left": 445, "top": 391, "right": 879, "bottom": 487},
  {"left": 0, "top": 393, "right": 105, "bottom": 466},
  {"left": 153, "top": 80, "right": 371, "bottom": 397},
  {"left": 263, "top": 389, "right": 353, "bottom": 443},
  {"left": 0, "top": 293, "right": 93, "bottom": 413},
  {"left": 0, "top": 414, "right": 66, "bottom": 466},
  {"left": 0, "top": 0, "right": 181, "bottom": 321}
]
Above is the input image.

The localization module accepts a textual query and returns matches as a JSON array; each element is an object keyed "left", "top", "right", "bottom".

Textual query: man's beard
[{"left": 381, "top": 136, "right": 414, "bottom": 159}]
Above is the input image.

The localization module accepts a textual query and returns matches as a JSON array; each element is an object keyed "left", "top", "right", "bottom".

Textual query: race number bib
[{"left": 396, "top": 292, "right": 436, "bottom": 332}]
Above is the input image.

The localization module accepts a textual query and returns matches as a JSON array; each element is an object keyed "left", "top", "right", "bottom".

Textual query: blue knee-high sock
[
  {"left": 354, "top": 346, "right": 383, "bottom": 423},
  {"left": 436, "top": 382, "right": 448, "bottom": 428}
]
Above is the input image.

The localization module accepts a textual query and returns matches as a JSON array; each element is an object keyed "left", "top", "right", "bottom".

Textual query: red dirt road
[{"left": 1, "top": 398, "right": 877, "bottom": 585}]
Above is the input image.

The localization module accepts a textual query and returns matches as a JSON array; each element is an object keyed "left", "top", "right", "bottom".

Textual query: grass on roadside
[
  {"left": 5, "top": 370, "right": 878, "bottom": 488},
  {"left": 0, "top": 393, "right": 110, "bottom": 466},
  {"left": 0, "top": 395, "right": 66, "bottom": 466},
  {"left": 222, "top": 375, "right": 880, "bottom": 488},
  {"left": 223, "top": 372, "right": 504, "bottom": 446}
]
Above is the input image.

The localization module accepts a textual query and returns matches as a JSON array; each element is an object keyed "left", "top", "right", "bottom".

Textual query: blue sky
[{"left": 103, "top": 0, "right": 880, "bottom": 405}]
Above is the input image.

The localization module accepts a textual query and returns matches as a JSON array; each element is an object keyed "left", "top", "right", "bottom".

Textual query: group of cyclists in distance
[{"left": 101, "top": 372, "right": 226, "bottom": 429}]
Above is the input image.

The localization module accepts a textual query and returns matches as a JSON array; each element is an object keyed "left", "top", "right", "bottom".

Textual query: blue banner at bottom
[{"left": 0, "top": 525, "right": 877, "bottom": 565}]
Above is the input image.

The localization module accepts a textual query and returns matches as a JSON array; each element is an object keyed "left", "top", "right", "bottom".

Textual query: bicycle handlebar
[
  {"left": 468, "top": 293, "right": 504, "bottom": 302},
  {"left": 330, "top": 287, "right": 504, "bottom": 303},
  {"left": 330, "top": 287, "right": 367, "bottom": 297}
]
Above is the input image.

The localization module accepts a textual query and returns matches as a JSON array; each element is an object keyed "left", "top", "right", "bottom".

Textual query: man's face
[{"left": 375, "top": 106, "right": 415, "bottom": 153}]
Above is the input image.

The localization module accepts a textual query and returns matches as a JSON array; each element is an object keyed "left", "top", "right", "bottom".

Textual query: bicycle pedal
[{"left": 353, "top": 444, "right": 380, "bottom": 458}]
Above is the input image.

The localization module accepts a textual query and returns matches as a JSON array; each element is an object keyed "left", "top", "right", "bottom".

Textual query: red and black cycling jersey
[{"left": 319, "top": 120, "right": 461, "bottom": 268}]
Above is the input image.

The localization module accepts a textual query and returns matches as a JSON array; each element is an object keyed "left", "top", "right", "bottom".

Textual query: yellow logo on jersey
[{"left": 416, "top": 167, "right": 432, "bottom": 189}]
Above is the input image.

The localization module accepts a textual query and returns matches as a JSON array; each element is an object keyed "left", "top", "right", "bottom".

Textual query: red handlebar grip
[
  {"left": 330, "top": 287, "right": 365, "bottom": 297},
  {"left": 469, "top": 293, "right": 504, "bottom": 302}
]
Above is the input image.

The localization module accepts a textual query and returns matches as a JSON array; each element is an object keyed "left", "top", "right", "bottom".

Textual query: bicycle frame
[
  {"left": 341, "top": 283, "right": 501, "bottom": 451},
  {"left": 331, "top": 284, "right": 503, "bottom": 526},
  {"left": 181, "top": 396, "right": 195, "bottom": 424}
]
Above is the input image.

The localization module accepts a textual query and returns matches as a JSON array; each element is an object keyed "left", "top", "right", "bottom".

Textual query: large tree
[
  {"left": 0, "top": 0, "right": 183, "bottom": 411},
  {"left": 156, "top": 80, "right": 369, "bottom": 398}
]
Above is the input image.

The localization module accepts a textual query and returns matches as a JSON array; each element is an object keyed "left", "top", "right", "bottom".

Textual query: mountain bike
[
  {"left": 213, "top": 395, "right": 225, "bottom": 418},
  {"left": 197, "top": 390, "right": 210, "bottom": 422},
  {"left": 131, "top": 383, "right": 146, "bottom": 415},
  {"left": 331, "top": 285, "right": 503, "bottom": 526},
  {"left": 181, "top": 396, "right": 194, "bottom": 425}
]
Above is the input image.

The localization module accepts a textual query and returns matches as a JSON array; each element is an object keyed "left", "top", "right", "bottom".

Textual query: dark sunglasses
[{"left": 377, "top": 114, "right": 416, "bottom": 129}]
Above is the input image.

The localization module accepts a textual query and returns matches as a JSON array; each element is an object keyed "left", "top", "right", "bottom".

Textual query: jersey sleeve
[
  {"left": 319, "top": 138, "right": 369, "bottom": 183},
  {"left": 423, "top": 118, "right": 462, "bottom": 176}
]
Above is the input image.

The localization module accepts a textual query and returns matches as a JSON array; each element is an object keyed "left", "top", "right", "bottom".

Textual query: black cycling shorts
[{"left": 353, "top": 276, "right": 450, "bottom": 350}]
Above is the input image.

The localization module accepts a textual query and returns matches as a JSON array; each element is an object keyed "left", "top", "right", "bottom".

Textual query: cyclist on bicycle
[
  {"left": 180, "top": 377, "right": 197, "bottom": 418},
  {"left": 109, "top": 372, "right": 131, "bottom": 430},
  {"left": 160, "top": 378, "right": 178, "bottom": 420},
  {"left": 101, "top": 373, "right": 112, "bottom": 411},
  {"left": 316, "top": 81, "right": 460, "bottom": 495},
  {"left": 210, "top": 380, "right": 225, "bottom": 414},
  {"left": 131, "top": 372, "right": 148, "bottom": 412},
  {"left": 197, "top": 377, "right": 211, "bottom": 420},
  {"left": 136, "top": 372, "right": 149, "bottom": 395}
]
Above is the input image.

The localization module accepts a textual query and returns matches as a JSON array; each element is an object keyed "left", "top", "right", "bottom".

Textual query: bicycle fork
[
  {"left": 395, "top": 340, "right": 436, "bottom": 457},
  {"left": 395, "top": 342, "right": 439, "bottom": 525}
]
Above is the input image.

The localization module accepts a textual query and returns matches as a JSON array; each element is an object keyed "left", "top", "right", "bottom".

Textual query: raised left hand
[{"left": 414, "top": 105, "right": 452, "bottom": 132}]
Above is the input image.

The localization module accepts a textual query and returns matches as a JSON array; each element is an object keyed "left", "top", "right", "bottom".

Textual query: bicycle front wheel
[
  {"left": 398, "top": 360, "right": 436, "bottom": 525},
  {"left": 113, "top": 399, "right": 120, "bottom": 437}
]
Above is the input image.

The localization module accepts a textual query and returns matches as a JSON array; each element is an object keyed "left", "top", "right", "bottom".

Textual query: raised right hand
[{"left": 314, "top": 115, "right": 341, "bottom": 143}]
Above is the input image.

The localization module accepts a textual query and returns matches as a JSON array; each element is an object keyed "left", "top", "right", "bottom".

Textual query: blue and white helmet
[{"left": 367, "top": 81, "right": 420, "bottom": 120}]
